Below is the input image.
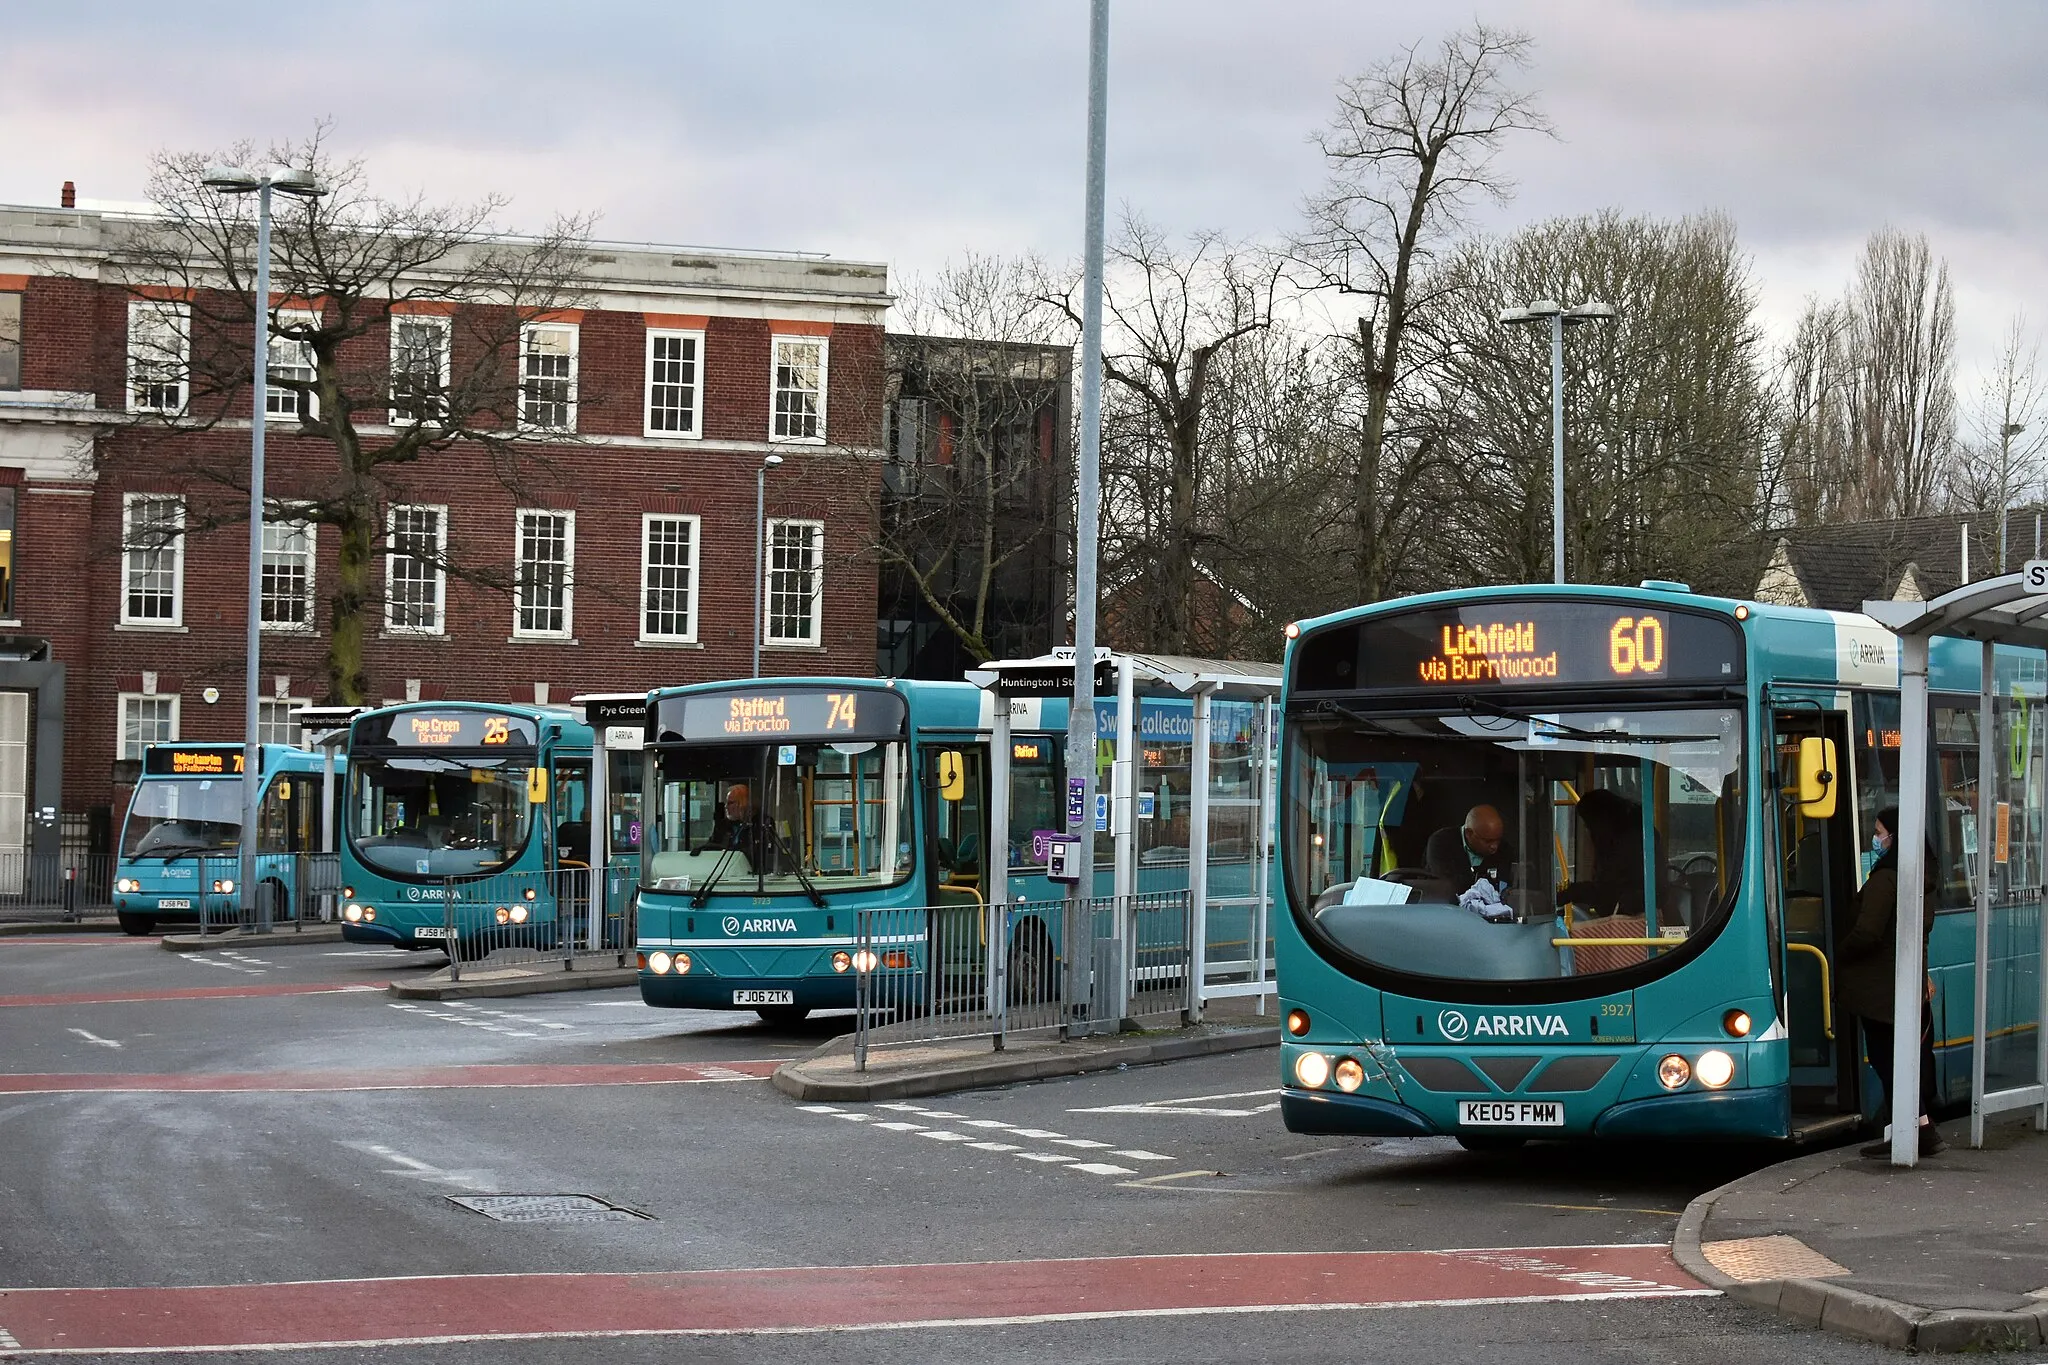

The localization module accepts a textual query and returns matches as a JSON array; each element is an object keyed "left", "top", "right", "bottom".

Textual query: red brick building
[{"left": 0, "top": 201, "right": 891, "bottom": 860}]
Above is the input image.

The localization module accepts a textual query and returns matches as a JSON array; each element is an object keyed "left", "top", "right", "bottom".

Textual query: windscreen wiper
[
  {"left": 689, "top": 846, "right": 740, "bottom": 909},
  {"left": 764, "top": 822, "right": 827, "bottom": 909},
  {"left": 1456, "top": 694, "right": 1718, "bottom": 744},
  {"left": 1311, "top": 699, "right": 1405, "bottom": 735}
]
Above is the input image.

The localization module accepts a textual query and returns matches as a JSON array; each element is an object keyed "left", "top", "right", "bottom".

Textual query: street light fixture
[
  {"left": 752, "top": 453, "right": 784, "bottom": 678},
  {"left": 201, "top": 165, "right": 327, "bottom": 933},
  {"left": 1500, "top": 299, "right": 1616, "bottom": 584}
]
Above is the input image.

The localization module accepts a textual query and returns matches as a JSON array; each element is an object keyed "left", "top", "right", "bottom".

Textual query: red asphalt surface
[
  {"left": 0, "top": 1246, "right": 1707, "bottom": 1353},
  {"left": 0, "top": 1060, "right": 783, "bottom": 1093},
  {"left": 0, "top": 981, "right": 386, "bottom": 1009}
]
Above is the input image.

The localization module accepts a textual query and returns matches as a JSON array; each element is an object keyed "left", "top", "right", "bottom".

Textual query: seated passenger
[
  {"left": 1424, "top": 804, "right": 1514, "bottom": 893},
  {"left": 1561, "top": 788, "right": 1647, "bottom": 919}
]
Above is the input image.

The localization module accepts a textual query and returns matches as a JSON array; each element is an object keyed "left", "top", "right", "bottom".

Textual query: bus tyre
[
  {"left": 755, "top": 1006, "right": 811, "bottom": 1026},
  {"left": 117, "top": 911, "right": 156, "bottom": 937},
  {"left": 1455, "top": 1134, "right": 1527, "bottom": 1154}
]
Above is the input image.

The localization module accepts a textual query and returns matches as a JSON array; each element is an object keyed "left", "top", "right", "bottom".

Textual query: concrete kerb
[
  {"left": 387, "top": 965, "right": 638, "bottom": 1001},
  {"left": 1672, "top": 1143, "right": 2048, "bottom": 1353},
  {"left": 161, "top": 925, "right": 348, "bottom": 952},
  {"left": 772, "top": 1024, "right": 1279, "bottom": 1103},
  {"left": 0, "top": 917, "right": 119, "bottom": 936}
]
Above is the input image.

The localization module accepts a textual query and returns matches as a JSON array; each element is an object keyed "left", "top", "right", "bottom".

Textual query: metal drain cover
[{"left": 448, "top": 1194, "right": 653, "bottom": 1224}]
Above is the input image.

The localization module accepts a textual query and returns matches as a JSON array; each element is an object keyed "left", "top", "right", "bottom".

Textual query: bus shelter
[
  {"left": 968, "top": 649, "right": 1282, "bottom": 1018},
  {"left": 1867, "top": 568, "right": 2048, "bottom": 1164},
  {"left": 573, "top": 692, "right": 651, "bottom": 950}
]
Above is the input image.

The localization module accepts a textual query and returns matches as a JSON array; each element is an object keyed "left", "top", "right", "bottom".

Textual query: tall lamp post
[
  {"left": 201, "top": 165, "right": 326, "bottom": 932},
  {"left": 1499, "top": 299, "right": 1615, "bottom": 584},
  {"left": 752, "top": 453, "right": 783, "bottom": 678}
]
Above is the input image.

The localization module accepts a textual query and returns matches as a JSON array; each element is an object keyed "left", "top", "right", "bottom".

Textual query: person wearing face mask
[{"left": 1837, "top": 805, "right": 1944, "bottom": 1157}]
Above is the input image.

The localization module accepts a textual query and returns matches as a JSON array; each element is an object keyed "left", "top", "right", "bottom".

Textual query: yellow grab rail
[
  {"left": 1550, "top": 937, "right": 1688, "bottom": 948},
  {"left": 1785, "top": 941, "right": 1834, "bottom": 1039}
]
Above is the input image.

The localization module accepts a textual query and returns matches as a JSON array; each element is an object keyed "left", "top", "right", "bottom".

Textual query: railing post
[
  {"left": 991, "top": 897, "right": 1008, "bottom": 1053},
  {"left": 443, "top": 877, "right": 459, "bottom": 982},
  {"left": 561, "top": 869, "right": 576, "bottom": 972},
  {"left": 853, "top": 909, "right": 870, "bottom": 1073}
]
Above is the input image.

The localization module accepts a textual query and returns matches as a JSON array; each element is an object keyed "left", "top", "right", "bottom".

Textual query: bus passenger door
[
  {"left": 925, "top": 746, "right": 989, "bottom": 1001},
  {"left": 1772, "top": 706, "right": 1859, "bottom": 1118}
]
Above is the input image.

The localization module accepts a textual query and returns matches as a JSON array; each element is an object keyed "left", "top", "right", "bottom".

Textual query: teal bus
[
  {"left": 634, "top": 673, "right": 1282, "bottom": 1023},
  {"left": 1277, "top": 583, "right": 2043, "bottom": 1146},
  {"left": 338, "top": 702, "right": 597, "bottom": 956},
  {"left": 113, "top": 742, "right": 329, "bottom": 936}
]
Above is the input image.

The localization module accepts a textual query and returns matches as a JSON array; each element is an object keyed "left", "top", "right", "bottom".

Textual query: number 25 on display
[{"left": 1608, "top": 616, "right": 1666, "bottom": 677}]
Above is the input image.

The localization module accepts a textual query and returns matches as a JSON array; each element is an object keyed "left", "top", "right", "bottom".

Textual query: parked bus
[
  {"left": 633, "top": 673, "right": 1283, "bottom": 1023},
  {"left": 1276, "top": 583, "right": 2043, "bottom": 1147},
  {"left": 338, "top": 702, "right": 597, "bottom": 957},
  {"left": 113, "top": 743, "right": 329, "bottom": 936}
]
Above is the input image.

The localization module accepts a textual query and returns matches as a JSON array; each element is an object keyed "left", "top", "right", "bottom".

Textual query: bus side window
[{"left": 935, "top": 747, "right": 986, "bottom": 885}]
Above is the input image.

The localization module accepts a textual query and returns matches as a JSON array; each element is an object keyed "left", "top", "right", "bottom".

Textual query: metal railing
[
  {"left": 0, "top": 853, "right": 114, "bottom": 922},
  {"left": 853, "top": 890, "right": 1193, "bottom": 1071},
  {"left": 192, "top": 853, "right": 344, "bottom": 936},
  {"left": 441, "top": 865, "right": 637, "bottom": 981}
]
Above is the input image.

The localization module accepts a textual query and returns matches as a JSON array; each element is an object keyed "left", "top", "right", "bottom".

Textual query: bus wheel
[
  {"left": 117, "top": 911, "right": 156, "bottom": 937},
  {"left": 756, "top": 1006, "right": 811, "bottom": 1026},
  {"left": 1455, "top": 1134, "right": 1527, "bottom": 1154},
  {"left": 1008, "top": 923, "right": 1055, "bottom": 1005}
]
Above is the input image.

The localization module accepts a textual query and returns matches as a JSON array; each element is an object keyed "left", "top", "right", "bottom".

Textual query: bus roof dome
[{"left": 1640, "top": 579, "right": 1692, "bottom": 593}]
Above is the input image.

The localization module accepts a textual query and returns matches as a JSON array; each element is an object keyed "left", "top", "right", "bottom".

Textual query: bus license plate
[
  {"left": 156, "top": 898, "right": 192, "bottom": 909},
  {"left": 1459, "top": 1100, "right": 1564, "bottom": 1127},
  {"left": 413, "top": 927, "right": 450, "bottom": 939},
  {"left": 733, "top": 990, "right": 794, "bottom": 1006}
]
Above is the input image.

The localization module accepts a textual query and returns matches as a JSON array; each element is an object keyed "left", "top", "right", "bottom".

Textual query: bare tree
[
  {"left": 109, "top": 125, "right": 596, "bottom": 703},
  {"left": 1048, "top": 217, "right": 1279, "bottom": 654},
  {"left": 876, "top": 254, "right": 1070, "bottom": 666},
  {"left": 1853, "top": 227, "right": 1958, "bottom": 519},
  {"left": 1772, "top": 296, "right": 1861, "bottom": 527},
  {"left": 1296, "top": 22, "right": 1551, "bottom": 601},
  {"left": 1949, "top": 315, "right": 2048, "bottom": 567}
]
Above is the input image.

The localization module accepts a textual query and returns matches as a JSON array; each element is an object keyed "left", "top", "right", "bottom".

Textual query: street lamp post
[
  {"left": 2001, "top": 422, "right": 2027, "bottom": 572},
  {"left": 752, "top": 453, "right": 783, "bottom": 678},
  {"left": 1499, "top": 299, "right": 1615, "bottom": 584},
  {"left": 201, "top": 165, "right": 326, "bottom": 932}
]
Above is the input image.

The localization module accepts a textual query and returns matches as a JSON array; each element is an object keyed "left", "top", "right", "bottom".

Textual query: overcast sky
[{"left": 6, "top": 1, "right": 2046, "bottom": 390}]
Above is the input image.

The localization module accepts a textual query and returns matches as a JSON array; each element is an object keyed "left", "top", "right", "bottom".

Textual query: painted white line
[
  {"left": 798, "top": 1105, "right": 841, "bottom": 1114},
  {"left": 1069, "top": 1162, "right": 1137, "bottom": 1176},
  {"left": 961, "top": 1119, "right": 1014, "bottom": 1129},
  {"left": 876, "top": 1103, "right": 925, "bottom": 1112},
  {"left": 967, "top": 1141, "right": 1020, "bottom": 1152},
  {"left": 833, "top": 1113, "right": 872, "bottom": 1122},
  {"left": 339, "top": 1140, "right": 494, "bottom": 1192},
  {"left": 1049, "top": 1138, "right": 1111, "bottom": 1149},
  {"left": 1015, "top": 1152, "right": 1074, "bottom": 1164},
  {"left": 918, "top": 1131, "right": 971, "bottom": 1142},
  {"left": 1076, "top": 1102, "right": 1280, "bottom": 1117},
  {"left": 1008, "top": 1128, "right": 1064, "bottom": 1139},
  {"left": 873, "top": 1122, "right": 925, "bottom": 1132},
  {"left": 912, "top": 1110, "right": 965, "bottom": 1119},
  {"left": 1112, "top": 1150, "right": 1173, "bottom": 1162},
  {"left": 67, "top": 1028, "right": 121, "bottom": 1050},
  {"left": 0, "top": 1326, "right": 18, "bottom": 1349}
]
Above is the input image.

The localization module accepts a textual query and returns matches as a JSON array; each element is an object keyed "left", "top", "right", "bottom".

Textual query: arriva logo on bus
[
  {"left": 1438, "top": 1009, "right": 1569, "bottom": 1040},
  {"left": 721, "top": 916, "right": 799, "bottom": 935}
]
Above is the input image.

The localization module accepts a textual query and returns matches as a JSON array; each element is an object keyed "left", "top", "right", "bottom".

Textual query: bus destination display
[
  {"left": 359, "top": 711, "right": 538, "bottom": 749},
  {"left": 661, "top": 689, "right": 909, "bottom": 743},
  {"left": 1292, "top": 601, "right": 1743, "bottom": 693},
  {"left": 143, "top": 747, "right": 247, "bottom": 776}
]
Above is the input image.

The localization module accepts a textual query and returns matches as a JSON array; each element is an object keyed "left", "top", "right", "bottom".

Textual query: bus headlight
[
  {"left": 362, "top": 907, "right": 375, "bottom": 922},
  {"left": 116, "top": 878, "right": 137, "bottom": 894},
  {"left": 852, "top": 949, "right": 879, "bottom": 973},
  {"left": 673, "top": 952, "right": 690, "bottom": 974},
  {"left": 523, "top": 888, "right": 537, "bottom": 901},
  {"left": 510, "top": 905, "right": 529, "bottom": 924},
  {"left": 832, "top": 951, "right": 852, "bottom": 973},
  {"left": 1658, "top": 1054, "right": 1692, "bottom": 1090},
  {"left": 648, "top": 951, "right": 673, "bottom": 975},
  {"left": 1333, "top": 1057, "right": 1365, "bottom": 1092},
  {"left": 1295, "top": 1051, "right": 1331, "bottom": 1089},
  {"left": 495, "top": 907, "right": 511, "bottom": 924},
  {"left": 1722, "top": 1009, "right": 1753, "bottom": 1038},
  {"left": 1285, "top": 1009, "right": 1310, "bottom": 1037},
  {"left": 341, "top": 886, "right": 354, "bottom": 900},
  {"left": 212, "top": 879, "right": 234, "bottom": 894},
  {"left": 1695, "top": 1050, "right": 1735, "bottom": 1089},
  {"left": 344, "top": 904, "right": 364, "bottom": 922}
]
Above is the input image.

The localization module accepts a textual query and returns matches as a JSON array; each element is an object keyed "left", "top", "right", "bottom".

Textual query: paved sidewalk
[
  {"left": 388, "top": 960, "right": 637, "bottom": 1000},
  {"left": 774, "top": 998, "right": 1280, "bottom": 1102},
  {"left": 162, "top": 924, "right": 347, "bottom": 951},
  {"left": 0, "top": 916, "right": 118, "bottom": 936},
  {"left": 1675, "top": 1116, "right": 2048, "bottom": 1352}
]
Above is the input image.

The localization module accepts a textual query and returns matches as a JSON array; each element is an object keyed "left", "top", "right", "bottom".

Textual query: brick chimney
[{"left": 60, "top": 181, "right": 75, "bottom": 209}]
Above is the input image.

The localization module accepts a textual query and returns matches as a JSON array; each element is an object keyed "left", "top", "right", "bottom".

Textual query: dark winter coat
[{"left": 1836, "top": 853, "right": 1937, "bottom": 1023}]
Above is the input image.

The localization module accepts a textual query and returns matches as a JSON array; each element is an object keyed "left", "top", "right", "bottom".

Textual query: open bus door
[
  {"left": 923, "top": 745, "right": 989, "bottom": 1004},
  {"left": 1771, "top": 702, "right": 1863, "bottom": 1136},
  {"left": 549, "top": 757, "right": 592, "bottom": 947}
]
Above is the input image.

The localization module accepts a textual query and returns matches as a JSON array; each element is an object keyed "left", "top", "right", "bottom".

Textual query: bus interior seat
[
  {"left": 556, "top": 821, "right": 592, "bottom": 863},
  {"left": 1313, "top": 901, "right": 1561, "bottom": 980}
]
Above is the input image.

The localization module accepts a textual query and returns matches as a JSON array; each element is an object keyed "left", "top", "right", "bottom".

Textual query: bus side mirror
[
  {"left": 527, "top": 768, "right": 549, "bottom": 804},
  {"left": 1796, "top": 737, "right": 1836, "bottom": 818},
  {"left": 937, "top": 751, "right": 966, "bottom": 803}
]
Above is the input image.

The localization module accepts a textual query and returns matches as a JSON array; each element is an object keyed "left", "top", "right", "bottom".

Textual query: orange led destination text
[
  {"left": 1418, "top": 621, "right": 1557, "bottom": 684},
  {"left": 724, "top": 696, "right": 792, "bottom": 735}
]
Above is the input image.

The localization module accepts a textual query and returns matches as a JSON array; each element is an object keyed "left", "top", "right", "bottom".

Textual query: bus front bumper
[{"left": 640, "top": 972, "right": 858, "bottom": 1011}]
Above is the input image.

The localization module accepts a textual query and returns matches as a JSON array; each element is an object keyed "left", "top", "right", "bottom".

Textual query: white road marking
[
  {"left": 1016, "top": 1152, "right": 1075, "bottom": 1164},
  {"left": 961, "top": 1119, "right": 1013, "bottom": 1129},
  {"left": 797, "top": 1106, "right": 1169, "bottom": 1179},
  {"left": 339, "top": 1141, "right": 495, "bottom": 1191},
  {"left": 1112, "top": 1150, "right": 1173, "bottom": 1162},
  {"left": 1073, "top": 1087, "right": 1282, "bottom": 1117},
  {"left": 834, "top": 1113, "right": 872, "bottom": 1122},
  {"left": 0, "top": 1325, "right": 18, "bottom": 1348},
  {"left": 1008, "top": 1128, "right": 1065, "bottom": 1139},
  {"left": 919, "top": 1131, "right": 972, "bottom": 1142},
  {"left": 967, "top": 1141, "right": 1020, "bottom": 1152},
  {"left": 1049, "top": 1138, "right": 1111, "bottom": 1149},
  {"left": 67, "top": 1029, "right": 121, "bottom": 1050},
  {"left": 873, "top": 1122, "right": 925, "bottom": 1132},
  {"left": 1069, "top": 1161, "right": 1136, "bottom": 1176},
  {"left": 797, "top": 1105, "right": 841, "bottom": 1114}
]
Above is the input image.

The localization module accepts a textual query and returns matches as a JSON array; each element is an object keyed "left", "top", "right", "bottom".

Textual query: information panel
[
  {"left": 356, "top": 709, "right": 538, "bottom": 750},
  {"left": 142, "top": 746, "right": 248, "bottom": 776},
  {"left": 658, "top": 688, "right": 908, "bottom": 744},
  {"left": 1292, "top": 601, "right": 1743, "bottom": 693}
]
